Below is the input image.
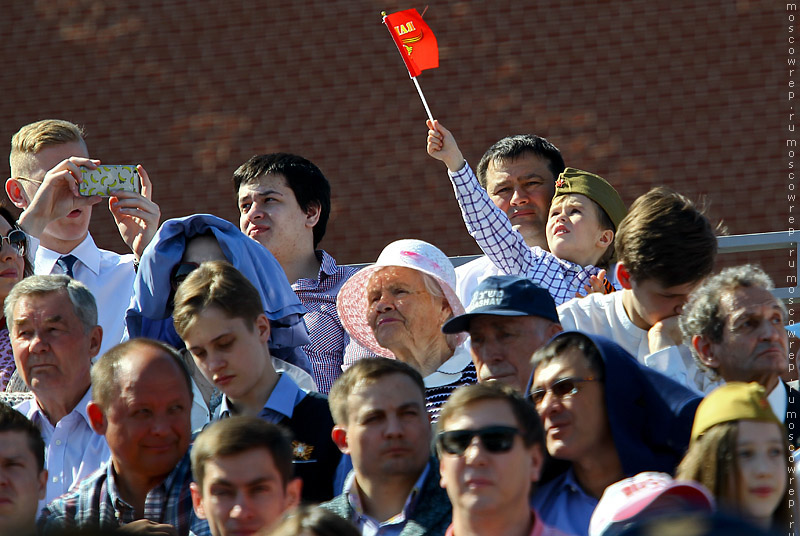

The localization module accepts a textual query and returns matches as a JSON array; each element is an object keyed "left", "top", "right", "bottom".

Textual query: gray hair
[
  {"left": 679, "top": 264, "right": 785, "bottom": 379},
  {"left": 5, "top": 274, "right": 98, "bottom": 332}
]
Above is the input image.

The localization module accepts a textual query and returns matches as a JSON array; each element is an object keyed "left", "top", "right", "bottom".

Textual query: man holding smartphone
[{"left": 6, "top": 119, "right": 161, "bottom": 356}]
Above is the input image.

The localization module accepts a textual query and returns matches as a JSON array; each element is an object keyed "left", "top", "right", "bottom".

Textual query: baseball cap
[{"left": 442, "top": 275, "right": 558, "bottom": 334}]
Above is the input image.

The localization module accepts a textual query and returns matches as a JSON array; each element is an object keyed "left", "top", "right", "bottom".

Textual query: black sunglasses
[
  {"left": 529, "top": 376, "right": 596, "bottom": 407},
  {"left": 0, "top": 229, "right": 26, "bottom": 256},
  {"left": 437, "top": 425, "right": 519, "bottom": 456},
  {"left": 170, "top": 262, "right": 200, "bottom": 290}
]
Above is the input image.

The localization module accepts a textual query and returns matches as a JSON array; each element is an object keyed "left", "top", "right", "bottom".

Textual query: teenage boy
[
  {"left": 190, "top": 416, "right": 302, "bottom": 536},
  {"left": 557, "top": 187, "right": 717, "bottom": 393},
  {"left": 7, "top": 119, "right": 160, "bottom": 356},
  {"left": 426, "top": 120, "right": 627, "bottom": 306},
  {"left": 172, "top": 260, "right": 340, "bottom": 502},
  {"left": 232, "top": 153, "right": 373, "bottom": 392}
]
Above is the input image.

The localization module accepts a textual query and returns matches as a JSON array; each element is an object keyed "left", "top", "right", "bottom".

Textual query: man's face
[
  {"left": 10, "top": 141, "right": 93, "bottom": 245},
  {"left": 334, "top": 373, "right": 431, "bottom": 483},
  {"left": 625, "top": 273, "right": 699, "bottom": 329},
  {"left": 10, "top": 290, "right": 101, "bottom": 404},
  {"left": 484, "top": 153, "right": 555, "bottom": 248},
  {"left": 366, "top": 267, "right": 451, "bottom": 354},
  {"left": 237, "top": 173, "right": 317, "bottom": 271},
  {"left": 0, "top": 431, "right": 46, "bottom": 534},
  {"left": 99, "top": 346, "right": 192, "bottom": 483},
  {"left": 191, "top": 449, "right": 301, "bottom": 536},
  {"left": 531, "top": 347, "right": 614, "bottom": 462},
  {"left": 181, "top": 307, "right": 272, "bottom": 404},
  {"left": 468, "top": 315, "right": 560, "bottom": 391},
  {"left": 438, "top": 399, "right": 543, "bottom": 517},
  {"left": 698, "top": 286, "right": 789, "bottom": 390}
]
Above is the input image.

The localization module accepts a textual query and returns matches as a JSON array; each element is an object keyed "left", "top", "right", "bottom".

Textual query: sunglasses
[
  {"left": 529, "top": 376, "right": 596, "bottom": 407},
  {"left": 170, "top": 262, "right": 200, "bottom": 290},
  {"left": 437, "top": 425, "right": 520, "bottom": 456},
  {"left": 0, "top": 229, "right": 26, "bottom": 257}
]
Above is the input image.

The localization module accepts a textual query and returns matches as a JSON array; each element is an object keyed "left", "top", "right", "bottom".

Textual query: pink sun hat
[{"left": 337, "top": 239, "right": 466, "bottom": 358}]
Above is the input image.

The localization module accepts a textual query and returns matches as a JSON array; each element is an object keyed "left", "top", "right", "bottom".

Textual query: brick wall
[{"left": 0, "top": 0, "right": 789, "bottom": 282}]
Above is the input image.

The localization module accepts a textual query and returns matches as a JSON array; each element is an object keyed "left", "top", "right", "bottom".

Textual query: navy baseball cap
[{"left": 442, "top": 275, "right": 559, "bottom": 334}]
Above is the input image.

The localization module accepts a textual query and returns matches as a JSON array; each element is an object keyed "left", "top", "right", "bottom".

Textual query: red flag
[{"left": 383, "top": 9, "right": 439, "bottom": 78}]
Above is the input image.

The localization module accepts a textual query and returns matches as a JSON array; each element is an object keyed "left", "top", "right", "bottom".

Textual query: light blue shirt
[
  {"left": 531, "top": 468, "right": 597, "bottom": 536},
  {"left": 16, "top": 387, "right": 110, "bottom": 508},
  {"left": 214, "top": 373, "right": 308, "bottom": 422}
]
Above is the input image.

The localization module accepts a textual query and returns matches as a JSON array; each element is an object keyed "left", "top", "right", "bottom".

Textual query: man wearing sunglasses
[
  {"left": 529, "top": 331, "right": 700, "bottom": 536},
  {"left": 436, "top": 382, "right": 562, "bottom": 536},
  {"left": 442, "top": 275, "right": 562, "bottom": 392},
  {"left": 6, "top": 119, "right": 161, "bottom": 357}
]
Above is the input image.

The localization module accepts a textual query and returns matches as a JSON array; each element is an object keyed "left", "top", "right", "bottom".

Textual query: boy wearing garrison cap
[{"left": 426, "top": 120, "right": 626, "bottom": 306}]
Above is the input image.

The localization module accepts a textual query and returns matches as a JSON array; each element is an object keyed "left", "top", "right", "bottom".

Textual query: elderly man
[
  {"left": 680, "top": 264, "right": 799, "bottom": 449},
  {"left": 40, "top": 338, "right": 209, "bottom": 536},
  {"left": 0, "top": 403, "right": 47, "bottom": 535},
  {"left": 6, "top": 119, "right": 160, "bottom": 356},
  {"left": 6, "top": 275, "right": 109, "bottom": 505},
  {"left": 529, "top": 332, "right": 700, "bottom": 536},
  {"left": 436, "top": 382, "right": 559, "bottom": 536},
  {"left": 190, "top": 417, "right": 301, "bottom": 536},
  {"left": 322, "top": 358, "right": 451, "bottom": 536},
  {"left": 442, "top": 275, "right": 562, "bottom": 391}
]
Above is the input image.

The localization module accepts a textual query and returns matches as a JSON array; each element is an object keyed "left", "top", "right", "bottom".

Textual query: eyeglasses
[
  {"left": 437, "top": 425, "right": 520, "bottom": 456},
  {"left": 0, "top": 229, "right": 26, "bottom": 256},
  {"left": 170, "top": 262, "right": 200, "bottom": 290},
  {"left": 12, "top": 177, "right": 44, "bottom": 185},
  {"left": 529, "top": 376, "right": 597, "bottom": 407}
]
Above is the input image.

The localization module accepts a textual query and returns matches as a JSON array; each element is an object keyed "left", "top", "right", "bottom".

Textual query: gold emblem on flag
[{"left": 394, "top": 21, "right": 423, "bottom": 55}]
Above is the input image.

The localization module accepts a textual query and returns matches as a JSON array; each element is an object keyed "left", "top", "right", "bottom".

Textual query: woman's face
[
  {"left": 0, "top": 218, "right": 25, "bottom": 303},
  {"left": 735, "top": 420, "right": 787, "bottom": 525},
  {"left": 365, "top": 266, "right": 451, "bottom": 355}
]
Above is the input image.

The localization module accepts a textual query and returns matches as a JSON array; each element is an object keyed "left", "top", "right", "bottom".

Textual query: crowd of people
[{"left": 0, "top": 117, "right": 794, "bottom": 536}]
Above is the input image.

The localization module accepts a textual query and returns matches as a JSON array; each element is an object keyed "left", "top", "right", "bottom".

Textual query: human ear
[
  {"left": 597, "top": 229, "right": 614, "bottom": 248},
  {"left": 86, "top": 402, "right": 108, "bottom": 435},
  {"left": 304, "top": 201, "right": 321, "bottom": 229},
  {"left": 5, "top": 178, "right": 29, "bottom": 209},
  {"left": 283, "top": 478, "right": 303, "bottom": 510},
  {"left": 692, "top": 335, "right": 719, "bottom": 369},
  {"left": 331, "top": 426, "right": 350, "bottom": 454},
  {"left": 616, "top": 263, "right": 632, "bottom": 290},
  {"left": 256, "top": 314, "right": 271, "bottom": 344},
  {"left": 190, "top": 483, "right": 207, "bottom": 519}
]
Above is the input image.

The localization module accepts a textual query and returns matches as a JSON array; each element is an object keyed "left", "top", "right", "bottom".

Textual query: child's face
[
  {"left": 546, "top": 194, "right": 609, "bottom": 267},
  {"left": 735, "top": 420, "right": 787, "bottom": 526}
]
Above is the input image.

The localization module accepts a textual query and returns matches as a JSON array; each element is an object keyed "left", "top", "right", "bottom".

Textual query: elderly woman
[
  {"left": 338, "top": 239, "right": 476, "bottom": 420},
  {"left": 125, "top": 214, "right": 314, "bottom": 427}
]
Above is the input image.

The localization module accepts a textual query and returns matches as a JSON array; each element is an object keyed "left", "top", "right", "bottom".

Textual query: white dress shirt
[
  {"left": 29, "top": 233, "right": 136, "bottom": 358},
  {"left": 16, "top": 388, "right": 110, "bottom": 506}
]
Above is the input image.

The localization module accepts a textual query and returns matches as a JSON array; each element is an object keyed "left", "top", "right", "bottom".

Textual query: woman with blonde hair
[{"left": 677, "top": 382, "right": 793, "bottom": 533}]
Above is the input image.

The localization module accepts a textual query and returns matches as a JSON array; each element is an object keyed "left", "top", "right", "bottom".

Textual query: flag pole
[{"left": 412, "top": 77, "right": 434, "bottom": 123}]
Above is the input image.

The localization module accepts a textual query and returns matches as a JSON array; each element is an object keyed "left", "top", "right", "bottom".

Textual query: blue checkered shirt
[
  {"left": 293, "top": 250, "right": 375, "bottom": 393},
  {"left": 39, "top": 452, "right": 210, "bottom": 536},
  {"left": 449, "top": 163, "right": 605, "bottom": 306}
]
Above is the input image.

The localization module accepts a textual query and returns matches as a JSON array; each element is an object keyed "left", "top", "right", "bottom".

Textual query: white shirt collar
[
  {"left": 424, "top": 345, "right": 472, "bottom": 388},
  {"left": 35, "top": 233, "right": 102, "bottom": 275}
]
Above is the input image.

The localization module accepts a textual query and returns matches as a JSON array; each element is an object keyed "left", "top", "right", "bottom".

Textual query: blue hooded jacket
[
  {"left": 124, "top": 214, "right": 312, "bottom": 373},
  {"left": 539, "top": 331, "right": 702, "bottom": 482}
]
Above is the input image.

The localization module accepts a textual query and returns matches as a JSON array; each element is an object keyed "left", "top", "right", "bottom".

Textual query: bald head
[{"left": 91, "top": 338, "right": 192, "bottom": 410}]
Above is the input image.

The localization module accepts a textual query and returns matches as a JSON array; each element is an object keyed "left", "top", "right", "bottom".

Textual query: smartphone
[{"left": 79, "top": 165, "right": 141, "bottom": 197}]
